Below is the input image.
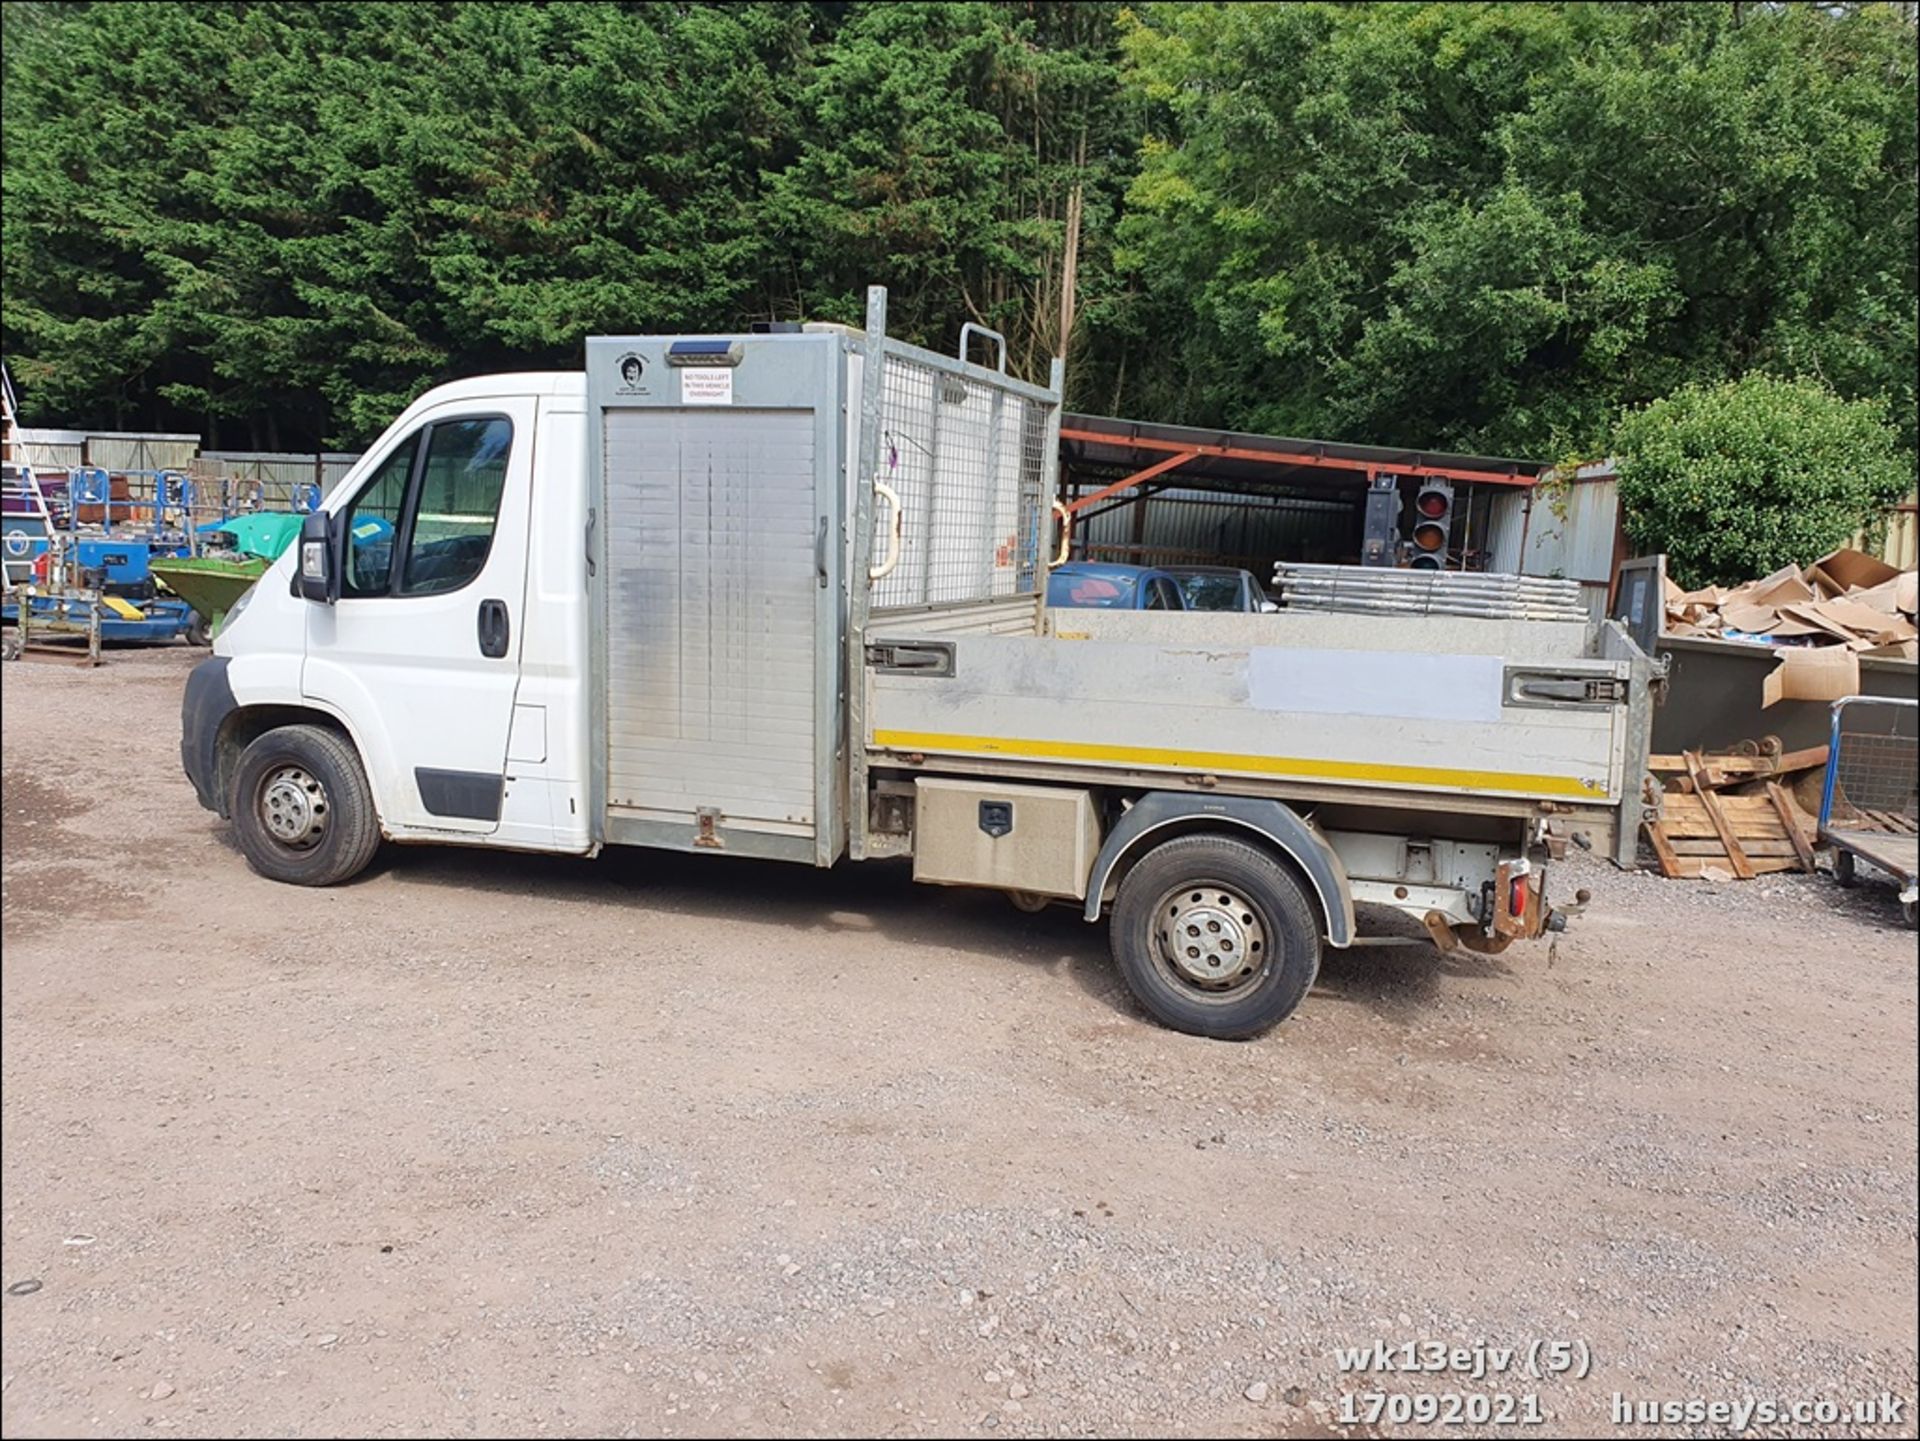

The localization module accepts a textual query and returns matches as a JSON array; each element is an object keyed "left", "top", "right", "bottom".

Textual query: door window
[
  {"left": 334, "top": 416, "right": 512, "bottom": 600},
  {"left": 341, "top": 437, "right": 417, "bottom": 597},
  {"left": 399, "top": 419, "right": 512, "bottom": 596}
]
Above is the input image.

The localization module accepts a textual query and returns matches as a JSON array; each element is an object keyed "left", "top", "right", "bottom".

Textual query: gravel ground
[{"left": 2, "top": 646, "right": 1915, "bottom": 1439}]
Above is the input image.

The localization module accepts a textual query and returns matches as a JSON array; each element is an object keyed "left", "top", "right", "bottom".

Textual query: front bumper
[{"left": 181, "top": 655, "right": 236, "bottom": 814}]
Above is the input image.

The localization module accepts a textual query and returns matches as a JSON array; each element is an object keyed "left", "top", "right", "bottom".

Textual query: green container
[{"left": 150, "top": 555, "right": 269, "bottom": 636}]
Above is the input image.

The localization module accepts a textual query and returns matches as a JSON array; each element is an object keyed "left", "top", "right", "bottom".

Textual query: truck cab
[{"left": 185, "top": 372, "right": 595, "bottom": 859}]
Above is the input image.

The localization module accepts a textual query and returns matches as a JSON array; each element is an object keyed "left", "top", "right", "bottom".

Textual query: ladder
[
  {"left": 2, "top": 363, "right": 58, "bottom": 586},
  {"left": 1, "top": 362, "right": 19, "bottom": 465}
]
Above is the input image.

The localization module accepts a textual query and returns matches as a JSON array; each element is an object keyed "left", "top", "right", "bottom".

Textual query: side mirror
[{"left": 297, "top": 510, "right": 337, "bottom": 604}]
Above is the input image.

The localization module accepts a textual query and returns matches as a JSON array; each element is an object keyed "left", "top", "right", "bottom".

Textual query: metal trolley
[{"left": 1818, "top": 696, "right": 1919, "bottom": 928}]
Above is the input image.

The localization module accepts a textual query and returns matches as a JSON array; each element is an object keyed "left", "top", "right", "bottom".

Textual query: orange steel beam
[
  {"left": 1058, "top": 427, "right": 1540, "bottom": 488},
  {"left": 1064, "top": 449, "right": 1201, "bottom": 515}
]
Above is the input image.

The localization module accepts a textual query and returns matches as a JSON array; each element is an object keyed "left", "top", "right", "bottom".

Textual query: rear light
[{"left": 1510, "top": 873, "right": 1530, "bottom": 920}]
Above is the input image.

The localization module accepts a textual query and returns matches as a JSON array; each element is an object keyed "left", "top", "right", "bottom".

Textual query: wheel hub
[
  {"left": 1156, "top": 885, "right": 1267, "bottom": 991},
  {"left": 260, "top": 765, "right": 328, "bottom": 848}
]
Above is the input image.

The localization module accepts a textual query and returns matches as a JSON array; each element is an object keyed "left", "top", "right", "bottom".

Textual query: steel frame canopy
[{"left": 1059, "top": 412, "right": 1544, "bottom": 517}]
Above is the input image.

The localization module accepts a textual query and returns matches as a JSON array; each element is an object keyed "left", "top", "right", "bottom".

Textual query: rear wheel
[
  {"left": 1109, "top": 834, "right": 1322, "bottom": 1040},
  {"left": 184, "top": 612, "right": 212, "bottom": 648},
  {"left": 1834, "top": 850, "right": 1857, "bottom": 888},
  {"left": 229, "top": 724, "right": 381, "bottom": 886}
]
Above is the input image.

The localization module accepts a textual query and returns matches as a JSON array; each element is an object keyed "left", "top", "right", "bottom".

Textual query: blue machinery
[{"left": 2, "top": 464, "right": 306, "bottom": 660}]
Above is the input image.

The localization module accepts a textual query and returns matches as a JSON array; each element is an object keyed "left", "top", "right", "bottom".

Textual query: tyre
[
  {"left": 185, "top": 612, "right": 211, "bottom": 648},
  {"left": 1108, "top": 833, "right": 1323, "bottom": 1040},
  {"left": 229, "top": 724, "right": 381, "bottom": 886},
  {"left": 1834, "top": 850, "right": 1857, "bottom": 888}
]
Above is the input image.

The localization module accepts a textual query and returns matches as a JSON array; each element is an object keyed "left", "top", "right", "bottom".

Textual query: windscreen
[{"left": 1179, "top": 573, "right": 1245, "bottom": 611}]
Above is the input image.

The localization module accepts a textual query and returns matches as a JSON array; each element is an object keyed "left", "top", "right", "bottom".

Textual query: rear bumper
[{"left": 181, "top": 656, "right": 236, "bottom": 814}]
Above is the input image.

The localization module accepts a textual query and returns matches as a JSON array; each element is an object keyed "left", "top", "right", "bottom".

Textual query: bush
[{"left": 1612, "top": 374, "right": 1911, "bottom": 589}]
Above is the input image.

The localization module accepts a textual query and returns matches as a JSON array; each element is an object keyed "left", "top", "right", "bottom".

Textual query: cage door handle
[
  {"left": 958, "top": 322, "right": 1007, "bottom": 373},
  {"left": 870, "top": 480, "right": 903, "bottom": 581}
]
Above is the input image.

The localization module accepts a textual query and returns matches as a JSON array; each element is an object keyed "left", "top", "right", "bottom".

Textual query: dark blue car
[{"left": 1046, "top": 562, "right": 1190, "bottom": 611}]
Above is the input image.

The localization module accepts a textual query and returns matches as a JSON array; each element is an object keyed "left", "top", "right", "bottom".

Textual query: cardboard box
[
  {"left": 1744, "top": 564, "right": 1817, "bottom": 609},
  {"left": 1808, "top": 547, "right": 1901, "bottom": 598},
  {"left": 1761, "top": 644, "right": 1861, "bottom": 709}
]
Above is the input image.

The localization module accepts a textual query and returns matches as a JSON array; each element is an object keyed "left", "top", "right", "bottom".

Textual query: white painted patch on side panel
[{"left": 1247, "top": 648, "right": 1504, "bottom": 724}]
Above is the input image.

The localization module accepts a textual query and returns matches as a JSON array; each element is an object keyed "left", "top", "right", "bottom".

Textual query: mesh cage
[
  {"left": 1825, "top": 698, "right": 1919, "bottom": 829},
  {"left": 869, "top": 344, "right": 1052, "bottom": 610}
]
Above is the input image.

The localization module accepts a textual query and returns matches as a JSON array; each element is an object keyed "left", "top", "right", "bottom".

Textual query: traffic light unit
[
  {"left": 1407, "top": 480, "right": 1454, "bottom": 570},
  {"left": 1359, "top": 473, "right": 1459, "bottom": 570}
]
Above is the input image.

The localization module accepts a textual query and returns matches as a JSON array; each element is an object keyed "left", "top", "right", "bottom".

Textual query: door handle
[{"left": 477, "top": 598, "right": 510, "bottom": 658}]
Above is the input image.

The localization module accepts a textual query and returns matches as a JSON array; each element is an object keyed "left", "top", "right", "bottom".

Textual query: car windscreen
[
  {"left": 1047, "top": 571, "right": 1138, "bottom": 608},
  {"left": 1178, "top": 573, "right": 1245, "bottom": 611}
]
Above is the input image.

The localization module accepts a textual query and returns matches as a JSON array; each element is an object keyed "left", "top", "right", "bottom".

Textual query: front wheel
[
  {"left": 229, "top": 724, "right": 381, "bottom": 886},
  {"left": 1108, "top": 834, "right": 1323, "bottom": 1040}
]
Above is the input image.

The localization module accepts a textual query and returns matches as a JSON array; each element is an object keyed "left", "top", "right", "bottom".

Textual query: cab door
[{"left": 302, "top": 395, "right": 537, "bottom": 833}]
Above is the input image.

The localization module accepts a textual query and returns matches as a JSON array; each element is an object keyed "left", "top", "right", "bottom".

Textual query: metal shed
[{"left": 1056, "top": 413, "right": 1613, "bottom": 597}]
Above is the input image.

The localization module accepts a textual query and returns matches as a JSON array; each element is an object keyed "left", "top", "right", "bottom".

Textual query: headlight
[{"left": 224, "top": 583, "right": 257, "bottom": 626}]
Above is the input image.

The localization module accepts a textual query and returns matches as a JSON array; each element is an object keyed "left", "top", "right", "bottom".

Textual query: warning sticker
[{"left": 681, "top": 368, "right": 733, "bottom": 405}]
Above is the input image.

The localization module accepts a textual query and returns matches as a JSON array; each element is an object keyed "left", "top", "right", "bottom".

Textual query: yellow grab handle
[
  {"left": 870, "top": 480, "right": 904, "bottom": 581},
  {"left": 1050, "top": 500, "right": 1072, "bottom": 567}
]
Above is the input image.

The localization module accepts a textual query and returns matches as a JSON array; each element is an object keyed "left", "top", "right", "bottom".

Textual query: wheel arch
[
  {"left": 213, "top": 704, "right": 366, "bottom": 821},
  {"left": 1083, "top": 792, "right": 1355, "bottom": 947}
]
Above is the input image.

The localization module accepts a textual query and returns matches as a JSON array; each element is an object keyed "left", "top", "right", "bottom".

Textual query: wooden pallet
[
  {"left": 1643, "top": 742, "right": 1829, "bottom": 880},
  {"left": 1645, "top": 785, "right": 1818, "bottom": 880}
]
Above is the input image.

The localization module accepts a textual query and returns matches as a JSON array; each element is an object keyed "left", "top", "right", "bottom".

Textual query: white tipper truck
[{"left": 181, "top": 288, "right": 1658, "bottom": 1039}]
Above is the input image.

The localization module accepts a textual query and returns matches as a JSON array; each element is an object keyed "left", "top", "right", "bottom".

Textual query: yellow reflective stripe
[{"left": 870, "top": 728, "right": 1605, "bottom": 798}]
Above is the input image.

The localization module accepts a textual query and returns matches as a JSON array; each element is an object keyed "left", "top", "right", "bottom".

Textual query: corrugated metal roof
[{"left": 1060, "top": 412, "right": 1546, "bottom": 494}]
